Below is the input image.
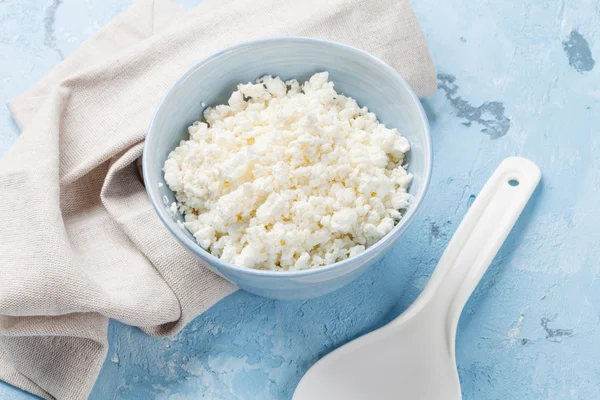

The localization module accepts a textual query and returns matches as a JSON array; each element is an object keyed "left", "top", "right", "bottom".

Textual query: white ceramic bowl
[{"left": 143, "top": 37, "right": 432, "bottom": 300}]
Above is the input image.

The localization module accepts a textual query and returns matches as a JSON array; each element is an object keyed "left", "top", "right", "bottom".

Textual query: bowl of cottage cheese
[{"left": 143, "top": 37, "right": 431, "bottom": 299}]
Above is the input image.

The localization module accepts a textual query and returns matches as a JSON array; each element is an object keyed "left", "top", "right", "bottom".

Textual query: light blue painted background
[{"left": 1, "top": 0, "right": 599, "bottom": 399}]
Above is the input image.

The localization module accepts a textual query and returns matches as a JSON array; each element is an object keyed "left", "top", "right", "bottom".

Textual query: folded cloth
[{"left": 0, "top": 0, "right": 435, "bottom": 398}]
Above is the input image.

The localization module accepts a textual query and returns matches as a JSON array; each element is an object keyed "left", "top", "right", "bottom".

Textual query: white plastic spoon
[{"left": 293, "top": 157, "right": 541, "bottom": 400}]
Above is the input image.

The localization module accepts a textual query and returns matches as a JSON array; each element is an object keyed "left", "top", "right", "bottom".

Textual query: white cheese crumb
[
  {"left": 164, "top": 72, "right": 412, "bottom": 270},
  {"left": 167, "top": 201, "right": 178, "bottom": 217},
  {"left": 158, "top": 182, "right": 164, "bottom": 188}
]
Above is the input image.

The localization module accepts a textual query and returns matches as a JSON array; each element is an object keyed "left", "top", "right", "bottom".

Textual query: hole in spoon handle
[{"left": 419, "top": 157, "right": 540, "bottom": 345}]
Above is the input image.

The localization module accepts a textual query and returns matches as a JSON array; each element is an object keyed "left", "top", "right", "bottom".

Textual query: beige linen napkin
[{"left": 0, "top": 0, "right": 436, "bottom": 398}]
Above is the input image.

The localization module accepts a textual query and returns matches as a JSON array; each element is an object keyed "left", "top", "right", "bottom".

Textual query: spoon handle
[{"left": 396, "top": 157, "right": 541, "bottom": 351}]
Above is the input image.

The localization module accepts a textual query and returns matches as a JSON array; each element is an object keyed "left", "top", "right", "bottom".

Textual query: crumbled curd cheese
[{"left": 164, "top": 72, "right": 412, "bottom": 270}]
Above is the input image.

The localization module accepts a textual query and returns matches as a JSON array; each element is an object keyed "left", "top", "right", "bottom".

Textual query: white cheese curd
[{"left": 164, "top": 72, "right": 412, "bottom": 270}]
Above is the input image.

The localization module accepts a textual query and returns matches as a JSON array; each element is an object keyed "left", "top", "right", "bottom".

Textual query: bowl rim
[{"left": 143, "top": 36, "right": 432, "bottom": 278}]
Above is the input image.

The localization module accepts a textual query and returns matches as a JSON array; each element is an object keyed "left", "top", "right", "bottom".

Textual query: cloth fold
[{"left": 0, "top": 0, "right": 435, "bottom": 398}]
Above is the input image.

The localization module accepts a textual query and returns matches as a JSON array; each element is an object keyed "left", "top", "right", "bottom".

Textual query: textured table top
[{"left": 1, "top": 0, "right": 599, "bottom": 399}]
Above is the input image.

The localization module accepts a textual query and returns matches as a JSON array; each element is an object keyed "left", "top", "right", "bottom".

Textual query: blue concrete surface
[{"left": 1, "top": 0, "right": 599, "bottom": 399}]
